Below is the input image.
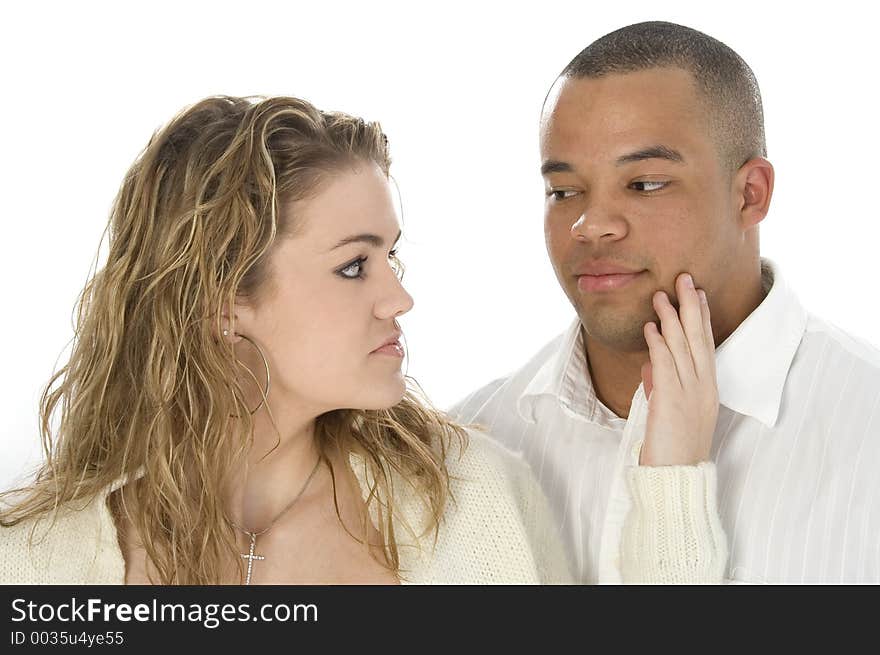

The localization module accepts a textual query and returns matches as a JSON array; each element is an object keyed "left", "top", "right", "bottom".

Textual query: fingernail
[
  {"left": 684, "top": 274, "right": 694, "bottom": 288},
  {"left": 698, "top": 289, "right": 707, "bottom": 303}
]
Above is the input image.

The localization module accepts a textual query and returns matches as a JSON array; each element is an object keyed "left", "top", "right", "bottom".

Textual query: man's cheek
[{"left": 545, "top": 230, "right": 568, "bottom": 265}]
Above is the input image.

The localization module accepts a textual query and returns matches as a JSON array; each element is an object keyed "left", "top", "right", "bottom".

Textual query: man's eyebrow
[
  {"left": 329, "top": 229, "right": 402, "bottom": 251},
  {"left": 540, "top": 160, "right": 574, "bottom": 175},
  {"left": 616, "top": 145, "right": 685, "bottom": 165}
]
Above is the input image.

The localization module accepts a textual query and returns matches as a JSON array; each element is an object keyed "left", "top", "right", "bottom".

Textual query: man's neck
[{"left": 583, "top": 337, "right": 645, "bottom": 419}]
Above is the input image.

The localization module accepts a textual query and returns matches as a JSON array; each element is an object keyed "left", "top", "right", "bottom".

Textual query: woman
[{"left": 0, "top": 96, "right": 726, "bottom": 584}]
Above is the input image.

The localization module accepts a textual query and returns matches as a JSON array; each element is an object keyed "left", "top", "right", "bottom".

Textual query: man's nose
[{"left": 570, "top": 198, "right": 628, "bottom": 242}]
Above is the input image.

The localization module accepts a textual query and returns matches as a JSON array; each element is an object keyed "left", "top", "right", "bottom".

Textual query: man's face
[{"left": 540, "top": 67, "right": 742, "bottom": 353}]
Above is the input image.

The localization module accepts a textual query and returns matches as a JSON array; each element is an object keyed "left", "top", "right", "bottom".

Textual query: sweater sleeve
[{"left": 620, "top": 462, "right": 728, "bottom": 584}]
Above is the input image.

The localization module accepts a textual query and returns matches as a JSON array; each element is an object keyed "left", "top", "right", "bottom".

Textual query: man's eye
[
  {"left": 338, "top": 257, "right": 367, "bottom": 279},
  {"left": 547, "top": 189, "right": 579, "bottom": 201},
  {"left": 630, "top": 180, "right": 669, "bottom": 192}
]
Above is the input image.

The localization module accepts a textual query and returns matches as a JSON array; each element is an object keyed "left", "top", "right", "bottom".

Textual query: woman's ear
[
  {"left": 220, "top": 299, "right": 248, "bottom": 343},
  {"left": 219, "top": 308, "right": 235, "bottom": 343},
  {"left": 735, "top": 157, "right": 775, "bottom": 230}
]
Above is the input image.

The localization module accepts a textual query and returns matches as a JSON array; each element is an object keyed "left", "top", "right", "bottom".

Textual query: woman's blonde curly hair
[{"left": 0, "top": 95, "right": 466, "bottom": 584}]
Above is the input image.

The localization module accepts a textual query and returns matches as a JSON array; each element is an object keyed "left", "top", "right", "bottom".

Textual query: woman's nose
[{"left": 374, "top": 275, "right": 414, "bottom": 320}]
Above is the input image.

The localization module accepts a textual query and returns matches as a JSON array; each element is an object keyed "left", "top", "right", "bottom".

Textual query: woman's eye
[
  {"left": 389, "top": 249, "right": 404, "bottom": 279},
  {"left": 547, "top": 189, "right": 579, "bottom": 202},
  {"left": 630, "top": 180, "right": 669, "bottom": 192},
  {"left": 338, "top": 258, "right": 366, "bottom": 279}
]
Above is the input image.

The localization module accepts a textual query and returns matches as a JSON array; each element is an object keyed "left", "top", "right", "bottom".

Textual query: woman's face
[{"left": 230, "top": 162, "right": 413, "bottom": 417}]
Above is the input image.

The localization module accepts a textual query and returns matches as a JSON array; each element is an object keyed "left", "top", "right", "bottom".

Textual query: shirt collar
[
  {"left": 517, "top": 317, "right": 625, "bottom": 427},
  {"left": 714, "top": 257, "right": 807, "bottom": 428},
  {"left": 517, "top": 257, "right": 807, "bottom": 429}
]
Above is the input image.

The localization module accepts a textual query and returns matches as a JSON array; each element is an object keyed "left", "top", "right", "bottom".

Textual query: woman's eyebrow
[{"left": 329, "top": 229, "right": 402, "bottom": 251}]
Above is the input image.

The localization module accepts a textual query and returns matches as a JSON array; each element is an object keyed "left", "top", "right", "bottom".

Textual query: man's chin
[{"left": 579, "top": 315, "right": 650, "bottom": 354}]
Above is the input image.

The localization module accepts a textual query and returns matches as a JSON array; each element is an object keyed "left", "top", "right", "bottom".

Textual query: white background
[{"left": 2, "top": 0, "right": 878, "bottom": 490}]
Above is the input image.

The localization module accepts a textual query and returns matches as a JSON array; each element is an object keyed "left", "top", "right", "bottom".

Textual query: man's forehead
[
  {"left": 542, "top": 69, "right": 701, "bottom": 120},
  {"left": 540, "top": 70, "right": 706, "bottom": 154},
  {"left": 540, "top": 76, "right": 568, "bottom": 122}
]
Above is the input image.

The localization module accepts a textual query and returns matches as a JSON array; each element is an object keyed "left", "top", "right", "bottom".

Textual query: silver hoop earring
[{"left": 235, "top": 333, "right": 271, "bottom": 415}]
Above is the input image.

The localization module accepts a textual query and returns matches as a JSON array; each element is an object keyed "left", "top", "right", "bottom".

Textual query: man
[{"left": 452, "top": 21, "right": 880, "bottom": 583}]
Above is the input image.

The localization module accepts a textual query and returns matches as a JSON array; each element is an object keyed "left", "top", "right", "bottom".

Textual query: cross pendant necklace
[
  {"left": 240, "top": 532, "right": 266, "bottom": 585},
  {"left": 231, "top": 455, "right": 322, "bottom": 585}
]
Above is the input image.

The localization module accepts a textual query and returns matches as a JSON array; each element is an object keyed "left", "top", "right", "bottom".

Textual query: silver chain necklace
[{"left": 230, "top": 455, "right": 322, "bottom": 585}]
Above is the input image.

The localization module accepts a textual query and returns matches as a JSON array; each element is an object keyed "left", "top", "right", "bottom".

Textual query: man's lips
[
  {"left": 576, "top": 269, "right": 645, "bottom": 293},
  {"left": 573, "top": 262, "right": 644, "bottom": 276}
]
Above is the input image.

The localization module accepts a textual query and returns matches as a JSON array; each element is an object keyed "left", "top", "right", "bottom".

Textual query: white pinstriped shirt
[{"left": 450, "top": 258, "right": 880, "bottom": 583}]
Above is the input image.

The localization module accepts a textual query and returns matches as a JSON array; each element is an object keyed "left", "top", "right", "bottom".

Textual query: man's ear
[{"left": 735, "top": 157, "right": 775, "bottom": 229}]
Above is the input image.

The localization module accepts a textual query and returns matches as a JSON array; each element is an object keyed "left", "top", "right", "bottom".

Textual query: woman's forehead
[{"left": 282, "top": 165, "right": 401, "bottom": 251}]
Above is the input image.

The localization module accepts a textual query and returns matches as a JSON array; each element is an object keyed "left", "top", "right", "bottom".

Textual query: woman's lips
[
  {"left": 371, "top": 340, "right": 404, "bottom": 357},
  {"left": 576, "top": 270, "right": 644, "bottom": 293}
]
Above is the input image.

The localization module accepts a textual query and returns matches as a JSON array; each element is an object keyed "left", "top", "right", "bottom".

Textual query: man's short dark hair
[{"left": 561, "top": 21, "right": 766, "bottom": 172}]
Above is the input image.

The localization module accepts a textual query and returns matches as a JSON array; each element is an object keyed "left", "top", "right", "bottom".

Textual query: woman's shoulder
[
  {"left": 0, "top": 493, "right": 125, "bottom": 584},
  {"left": 416, "top": 426, "right": 573, "bottom": 583},
  {"left": 446, "top": 426, "right": 532, "bottom": 487},
  {"left": 444, "top": 426, "right": 554, "bottom": 518}
]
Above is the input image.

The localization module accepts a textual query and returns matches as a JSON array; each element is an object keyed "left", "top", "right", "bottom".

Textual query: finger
[
  {"left": 643, "top": 320, "right": 681, "bottom": 392},
  {"left": 640, "top": 359, "right": 653, "bottom": 400},
  {"left": 695, "top": 288, "right": 717, "bottom": 381},
  {"left": 676, "top": 273, "right": 710, "bottom": 383},
  {"left": 652, "top": 286, "right": 696, "bottom": 384},
  {"left": 676, "top": 272, "right": 706, "bottom": 355},
  {"left": 682, "top": 286, "right": 716, "bottom": 383}
]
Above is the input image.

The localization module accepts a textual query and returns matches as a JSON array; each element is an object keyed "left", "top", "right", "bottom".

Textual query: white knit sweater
[{"left": 0, "top": 429, "right": 727, "bottom": 584}]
